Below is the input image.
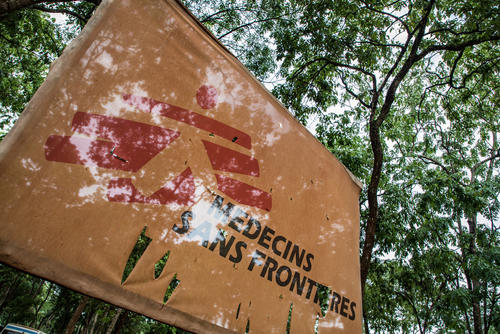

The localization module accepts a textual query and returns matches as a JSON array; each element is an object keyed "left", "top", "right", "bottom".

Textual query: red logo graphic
[{"left": 45, "top": 87, "right": 272, "bottom": 211}]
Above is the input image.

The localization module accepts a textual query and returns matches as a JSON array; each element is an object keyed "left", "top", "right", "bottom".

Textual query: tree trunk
[
  {"left": 93, "top": 305, "right": 110, "bottom": 334},
  {"left": 105, "top": 308, "right": 124, "bottom": 334},
  {"left": 64, "top": 295, "right": 89, "bottom": 334},
  {"left": 87, "top": 311, "right": 99, "bottom": 334},
  {"left": 0, "top": 0, "right": 101, "bottom": 18},
  {"left": 0, "top": 0, "right": 37, "bottom": 15},
  {"left": 0, "top": 0, "right": 81, "bottom": 16},
  {"left": 30, "top": 282, "right": 54, "bottom": 327},
  {"left": 112, "top": 310, "right": 129, "bottom": 334},
  {"left": 467, "top": 215, "right": 482, "bottom": 334},
  {"left": 38, "top": 309, "right": 56, "bottom": 332},
  {"left": 0, "top": 274, "right": 20, "bottom": 313},
  {"left": 359, "top": 0, "right": 436, "bottom": 294},
  {"left": 28, "top": 278, "right": 40, "bottom": 297},
  {"left": 363, "top": 310, "right": 370, "bottom": 334},
  {"left": 360, "top": 120, "right": 382, "bottom": 295},
  {"left": 80, "top": 306, "right": 94, "bottom": 334}
]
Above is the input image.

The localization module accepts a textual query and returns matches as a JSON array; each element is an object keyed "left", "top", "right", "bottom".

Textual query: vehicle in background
[{"left": 0, "top": 324, "right": 46, "bottom": 334}]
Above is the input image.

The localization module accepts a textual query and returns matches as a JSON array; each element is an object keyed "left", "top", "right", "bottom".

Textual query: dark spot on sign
[
  {"left": 209, "top": 133, "right": 215, "bottom": 137},
  {"left": 245, "top": 319, "right": 250, "bottom": 334},
  {"left": 232, "top": 136, "right": 238, "bottom": 142},
  {"left": 236, "top": 303, "right": 241, "bottom": 320},
  {"left": 110, "top": 146, "right": 128, "bottom": 163}
]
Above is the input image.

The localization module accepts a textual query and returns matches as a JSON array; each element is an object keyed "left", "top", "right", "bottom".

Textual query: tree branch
[
  {"left": 485, "top": 288, "right": 498, "bottom": 333},
  {"left": 416, "top": 35, "right": 500, "bottom": 62},
  {"left": 458, "top": 57, "right": 500, "bottom": 89},
  {"left": 217, "top": 15, "right": 284, "bottom": 39},
  {"left": 449, "top": 49, "right": 465, "bottom": 88},
  {"left": 290, "top": 57, "right": 377, "bottom": 93},
  {"left": 425, "top": 27, "right": 485, "bottom": 37},
  {"left": 417, "top": 154, "right": 452, "bottom": 174},
  {"left": 378, "top": 26, "right": 413, "bottom": 94},
  {"left": 376, "top": 0, "right": 436, "bottom": 127},
  {"left": 338, "top": 72, "right": 371, "bottom": 108},
  {"left": 31, "top": 4, "right": 86, "bottom": 23},
  {"left": 354, "top": 38, "right": 405, "bottom": 49},
  {"left": 396, "top": 291, "right": 424, "bottom": 334},
  {"left": 200, "top": 7, "right": 245, "bottom": 23},
  {"left": 0, "top": 0, "right": 85, "bottom": 16},
  {"left": 471, "top": 149, "right": 500, "bottom": 176},
  {"left": 359, "top": 0, "right": 410, "bottom": 34}
]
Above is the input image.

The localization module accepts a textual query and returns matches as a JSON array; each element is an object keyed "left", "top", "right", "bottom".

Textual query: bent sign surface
[{"left": 0, "top": 0, "right": 362, "bottom": 332}]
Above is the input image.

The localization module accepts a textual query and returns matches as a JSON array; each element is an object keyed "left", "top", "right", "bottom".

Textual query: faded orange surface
[{"left": 0, "top": 1, "right": 362, "bottom": 333}]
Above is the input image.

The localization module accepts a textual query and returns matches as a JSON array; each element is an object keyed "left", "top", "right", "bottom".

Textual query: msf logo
[{"left": 44, "top": 86, "right": 272, "bottom": 211}]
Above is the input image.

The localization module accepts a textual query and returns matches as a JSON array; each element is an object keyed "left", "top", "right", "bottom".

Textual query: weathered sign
[{"left": 0, "top": 0, "right": 362, "bottom": 332}]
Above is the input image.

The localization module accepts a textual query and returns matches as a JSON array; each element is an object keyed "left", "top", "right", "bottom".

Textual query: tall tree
[
  {"left": 186, "top": 0, "right": 499, "bottom": 332},
  {"left": 64, "top": 295, "right": 89, "bottom": 334},
  {"left": 399, "top": 62, "right": 498, "bottom": 333},
  {"left": 0, "top": 0, "right": 100, "bottom": 138},
  {"left": 0, "top": 0, "right": 100, "bottom": 24},
  {"left": 266, "top": 0, "right": 499, "bottom": 297}
]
